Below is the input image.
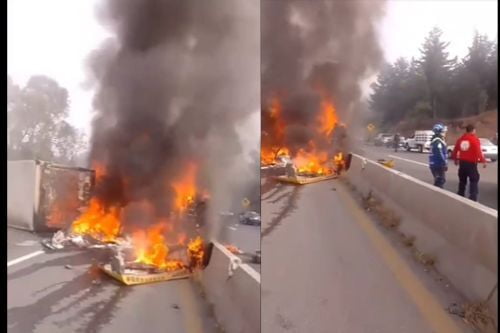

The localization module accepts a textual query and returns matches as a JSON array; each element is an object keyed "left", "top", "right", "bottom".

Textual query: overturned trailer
[{"left": 8, "top": 160, "right": 94, "bottom": 232}]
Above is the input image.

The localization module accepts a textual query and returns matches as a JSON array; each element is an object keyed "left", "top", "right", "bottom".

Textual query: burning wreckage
[
  {"left": 261, "top": 96, "right": 350, "bottom": 184},
  {"left": 42, "top": 165, "right": 213, "bottom": 286}
]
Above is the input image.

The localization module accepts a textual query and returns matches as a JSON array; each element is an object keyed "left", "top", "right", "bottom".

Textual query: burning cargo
[{"left": 99, "top": 236, "right": 211, "bottom": 286}]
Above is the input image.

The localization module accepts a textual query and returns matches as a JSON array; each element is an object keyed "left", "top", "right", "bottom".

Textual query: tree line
[
  {"left": 7, "top": 75, "right": 88, "bottom": 165},
  {"left": 370, "top": 27, "right": 497, "bottom": 127}
]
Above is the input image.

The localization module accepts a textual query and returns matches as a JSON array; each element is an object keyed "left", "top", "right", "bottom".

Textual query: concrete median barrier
[
  {"left": 346, "top": 154, "right": 498, "bottom": 320},
  {"left": 200, "top": 241, "right": 260, "bottom": 333}
]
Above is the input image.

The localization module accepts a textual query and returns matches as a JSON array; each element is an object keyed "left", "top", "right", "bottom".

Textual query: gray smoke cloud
[
  {"left": 262, "top": 0, "right": 386, "bottom": 153},
  {"left": 85, "top": 0, "right": 259, "bottom": 236}
]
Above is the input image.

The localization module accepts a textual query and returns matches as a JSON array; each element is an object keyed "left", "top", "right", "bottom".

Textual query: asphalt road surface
[
  {"left": 7, "top": 227, "right": 219, "bottom": 333},
  {"left": 261, "top": 177, "right": 473, "bottom": 333},
  {"left": 358, "top": 145, "right": 498, "bottom": 210},
  {"left": 218, "top": 219, "right": 261, "bottom": 272}
]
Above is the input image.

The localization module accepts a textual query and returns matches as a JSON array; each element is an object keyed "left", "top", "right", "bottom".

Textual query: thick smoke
[
  {"left": 85, "top": 0, "right": 259, "bottom": 235},
  {"left": 262, "top": 0, "right": 386, "bottom": 153}
]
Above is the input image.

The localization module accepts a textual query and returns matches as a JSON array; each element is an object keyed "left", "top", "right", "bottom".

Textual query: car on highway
[
  {"left": 374, "top": 133, "right": 393, "bottom": 146},
  {"left": 447, "top": 138, "right": 498, "bottom": 162},
  {"left": 238, "top": 211, "right": 261, "bottom": 226},
  {"left": 404, "top": 130, "right": 434, "bottom": 153}
]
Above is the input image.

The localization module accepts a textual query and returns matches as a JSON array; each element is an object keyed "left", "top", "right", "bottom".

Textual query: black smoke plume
[
  {"left": 85, "top": 0, "right": 259, "bottom": 232},
  {"left": 262, "top": 0, "right": 386, "bottom": 153}
]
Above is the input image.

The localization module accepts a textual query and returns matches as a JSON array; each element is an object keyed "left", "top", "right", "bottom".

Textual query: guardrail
[
  {"left": 200, "top": 241, "right": 260, "bottom": 333},
  {"left": 346, "top": 154, "right": 498, "bottom": 321}
]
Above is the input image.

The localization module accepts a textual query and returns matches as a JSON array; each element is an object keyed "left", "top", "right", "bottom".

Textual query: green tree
[
  {"left": 418, "top": 27, "right": 456, "bottom": 119},
  {"left": 485, "top": 40, "right": 498, "bottom": 109},
  {"left": 7, "top": 75, "right": 86, "bottom": 164},
  {"left": 370, "top": 62, "right": 397, "bottom": 125},
  {"left": 370, "top": 57, "right": 428, "bottom": 126},
  {"left": 463, "top": 31, "right": 494, "bottom": 114}
]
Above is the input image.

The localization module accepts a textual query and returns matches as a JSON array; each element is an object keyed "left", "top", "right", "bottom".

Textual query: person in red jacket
[{"left": 451, "top": 124, "right": 487, "bottom": 201}]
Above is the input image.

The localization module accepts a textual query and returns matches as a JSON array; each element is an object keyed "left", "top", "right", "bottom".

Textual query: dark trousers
[
  {"left": 430, "top": 166, "right": 446, "bottom": 188},
  {"left": 458, "top": 161, "right": 480, "bottom": 201}
]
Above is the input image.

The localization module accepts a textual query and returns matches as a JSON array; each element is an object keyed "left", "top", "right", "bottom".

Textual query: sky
[{"left": 8, "top": 0, "right": 498, "bottom": 134}]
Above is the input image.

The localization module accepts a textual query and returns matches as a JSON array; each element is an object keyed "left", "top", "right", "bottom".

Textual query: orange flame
[
  {"left": 225, "top": 244, "right": 241, "bottom": 255},
  {"left": 171, "top": 164, "right": 197, "bottom": 214},
  {"left": 261, "top": 95, "right": 345, "bottom": 176},
  {"left": 334, "top": 152, "right": 346, "bottom": 172},
  {"left": 132, "top": 223, "right": 184, "bottom": 271},
  {"left": 187, "top": 236, "right": 205, "bottom": 268},
  {"left": 318, "top": 99, "right": 338, "bottom": 138},
  {"left": 261, "top": 147, "right": 289, "bottom": 166},
  {"left": 71, "top": 198, "right": 121, "bottom": 242},
  {"left": 294, "top": 144, "right": 332, "bottom": 176}
]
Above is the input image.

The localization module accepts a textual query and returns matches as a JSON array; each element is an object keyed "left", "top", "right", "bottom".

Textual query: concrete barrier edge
[
  {"left": 200, "top": 240, "right": 260, "bottom": 333},
  {"left": 346, "top": 153, "right": 497, "bottom": 320}
]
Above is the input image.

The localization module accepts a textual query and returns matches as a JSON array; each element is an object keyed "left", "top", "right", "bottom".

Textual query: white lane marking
[
  {"left": 7, "top": 250, "right": 45, "bottom": 267},
  {"left": 388, "top": 155, "right": 428, "bottom": 167},
  {"left": 16, "top": 240, "right": 39, "bottom": 247}
]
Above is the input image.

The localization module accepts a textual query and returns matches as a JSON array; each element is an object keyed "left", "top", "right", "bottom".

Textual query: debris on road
[
  {"left": 447, "top": 297, "right": 496, "bottom": 333},
  {"left": 274, "top": 174, "right": 338, "bottom": 185},
  {"left": 95, "top": 237, "right": 211, "bottom": 286},
  {"left": 225, "top": 246, "right": 260, "bottom": 265},
  {"left": 377, "top": 159, "right": 395, "bottom": 168},
  {"left": 225, "top": 245, "right": 242, "bottom": 255},
  {"left": 41, "top": 230, "right": 68, "bottom": 250},
  {"left": 65, "top": 264, "right": 72, "bottom": 269},
  {"left": 413, "top": 250, "right": 436, "bottom": 267},
  {"left": 101, "top": 262, "right": 191, "bottom": 285},
  {"left": 41, "top": 229, "right": 132, "bottom": 251}
]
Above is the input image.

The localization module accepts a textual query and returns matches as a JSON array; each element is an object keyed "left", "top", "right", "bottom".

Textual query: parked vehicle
[
  {"left": 238, "top": 211, "right": 261, "bottom": 226},
  {"left": 448, "top": 138, "right": 497, "bottom": 162},
  {"left": 404, "top": 130, "right": 434, "bottom": 153},
  {"left": 374, "top": 133, "right": 393, "bottom": 146}
]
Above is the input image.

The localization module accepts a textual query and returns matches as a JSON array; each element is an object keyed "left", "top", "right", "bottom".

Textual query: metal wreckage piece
[
  {"left": 274, "top": 153, "right": 352, "bottom": 185},
  {"left": 101, "top": 242, "right": 214, "bottom": 286},
  {"left": 41, "top": 228, "right": 215, "bottom": 286},
  {"left": 41, "top": 229, "right": 131, "bottom": 251},
  {"left": 274, "top": 163, "right": 338, "bottom": 184}
]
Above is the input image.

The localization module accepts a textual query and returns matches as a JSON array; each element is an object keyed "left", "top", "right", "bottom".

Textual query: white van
[{"left": 404, "top": 130, "right": 434, "bottom": 153}]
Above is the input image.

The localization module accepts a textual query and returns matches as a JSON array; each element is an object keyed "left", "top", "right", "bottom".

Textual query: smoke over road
[
  {"left": 85, "top": 0, "right": 259, "bottom": 235},
  {"left": 262, "top": 0, "right": 387, "bottom": 154}
]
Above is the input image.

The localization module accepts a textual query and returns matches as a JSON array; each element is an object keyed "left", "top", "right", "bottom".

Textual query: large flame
[
  {"left": 261, "top": 95, "right": 345, "bottom": 176},
  {"left": 71, "top": 198, "right": 122, "bottom": 242},
  {"left": 261, "top": 147, "right": 289, "bottom": 165},
  {"left": 171, "top": 163, "right": 198, "bottom": 214},
  {"left": 132, "top": 223, "right": 184, "bottom": 271},
  {"left": 294, "top": 145, "right": 331, "bottom": 176},
  {"left": 68, "top": 160, "right": 207, "bottom": 272},
  {"left": 187, "top": 236, "right": 205, "bottom": 268},
  {"left": 318, "top": 99, "right": 339, "bottom": 138}
]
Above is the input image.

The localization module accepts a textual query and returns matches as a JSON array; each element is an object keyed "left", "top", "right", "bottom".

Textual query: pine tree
[{"left": 418, "top": 27, "right": 456, "bottom": 119}]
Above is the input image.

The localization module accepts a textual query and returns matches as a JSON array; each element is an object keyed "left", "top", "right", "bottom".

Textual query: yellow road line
[
  {"left": 337, "top": 184, "right": 464, "bottom": 333},
  {"left": 178, "top": 280, "right": 205, "bottom": 333}
]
